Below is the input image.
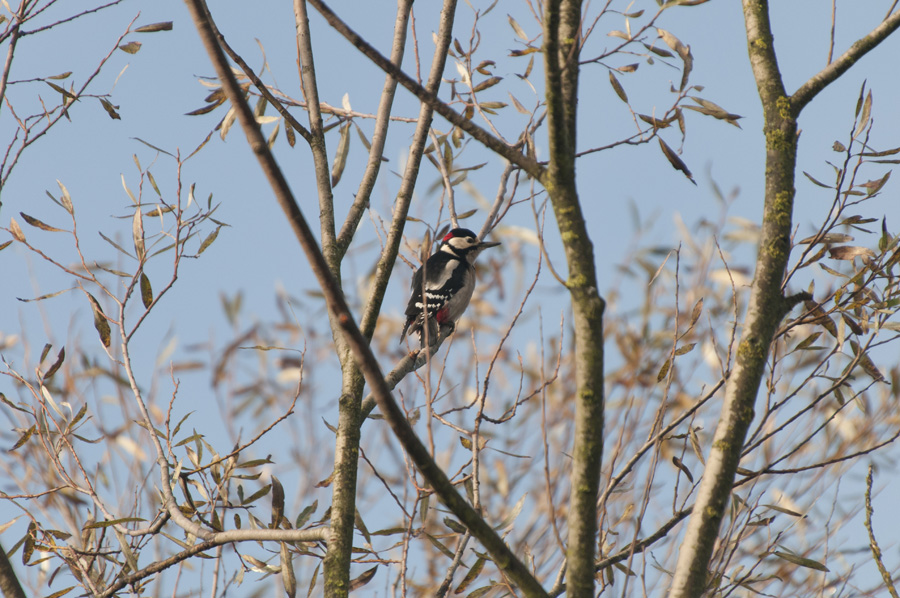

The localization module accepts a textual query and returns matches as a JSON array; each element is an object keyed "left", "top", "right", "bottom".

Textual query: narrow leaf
[
  {"left": 508, "top": 15, "right": 527, "bottom": 40},
  {"left": 674, "top": 343, "right": 695, "bottom": 356},
  {"left": 134, "top": 21, "right": 173, "bottom": 33},
  {"left": 84, "top": 517, "right": 146, "bottom": 529},
  {"left": 472, "top": 76, "right": 502, "bottom": 92},
  {"left": 455, "top": 557, "right": 486, "bottom": 594},
  {"left": 853, "top": 89, "right": 872, "bottom": 140},
  {"left": 425, "top": 533, "right": 455, "bottom": 559},
  {"left": 99, "top": 98, "right": 121, "bottom": 120},
  {"left": 658, "top": 138, "right": 695, "bottom": 184},
  {"left": 132, "top": 206, "right": 145, "bottom": 262},
  {"left": 140, "top": 273, "right": 153, "bottom": 308},
  {"left": 672, "top": 456, "right": 694, "bottom": 482},
  {"left": 20, "top": 212, "right": 65, "bottom": 232},
  {"left": 197, "top": 226, "right": 220, "bottom": 255},
  {"left": 281, "top": 542, "right": 296, "bottom": 598},
  {"left": 609, "top": 72, "right": 628, "bottom": 103},
  {"left": 773, "top": 550, "right": 830, "bottom": 572},
  {"left": 348, "top": 566, "right": 377, "bottom": 591},
  {"left": 330, "top": 123, "right": 351, "bottom": 188},
  {"left": 9, "top": 425, "right": 35, "bottom": 452},
  {"left": 44, "top": 347, "right": 66, "bottom": 379},
  {"left": 690, "top": 298, "right": 703, "bottom": 327},
  {"left": 9, "top": 217, "right": 25, "bottom": 242},
  {"left": 271, "top": 476, "right": 285, "bottom": 527},
  {"left": 86, "top": 293, "right": 111, "bottom": 347},
  {"left": 657, "top": 358, "right": 671, "bottom": 382},
  {"left": 295, "top": 500, "right": 318, "bottom": 529}
]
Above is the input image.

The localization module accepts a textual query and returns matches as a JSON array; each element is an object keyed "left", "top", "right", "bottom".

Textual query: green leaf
[
  {"left": 45, "top": 81, "right": 76, "bottom": 101},
  {"left": 455, "top": 557, "right": 485, "bottom": 594},
  {"left": 22, "top": 521, "right": 36, "bottom": 564},
  {"left": 674, "top": 343, "right": 695, "bottom": 356},
  {"left": 472, "top": 76, "right": 502, "bottom": 93},
  {"left": 242, "top": 484, "right": 271, "bottom": 505},
  {"left": 424, "top": 533, "right": 455, "bottom": 559},
  {"left": 354, "top": 509, "right": 372, "bottom": 546},
  {"left": 86, "top": 293, "right": 111, "bottom": 347},
  {"left": 9, "top": 425, "right": 35, "bottom": 452},
  {"left": 197, "top": 226, "right": 220, "bottom": 255},
  {"left": 84, "top": 517, "right": 146, "bottom": 529},
  {"left": 657, "top": 358, "right": 671, "bottom": 382},
  {"left": 271, "top": 476, "right": 285, "bottom": 527},
  {"left": 794, "top": 332, "right": 823, "bottom": 351},
  {"left": 443, "top": 517, "right": 466, "bottom": 534},
  {"left": 295, "top": 500, "right": 318, "bottom": 529},
  {"left": 98, "top": 231, "right": 135, "bottom": 258},
  {"left": 140, "top": 273, "right": 153, "bottom": 308},
  {"left": 465, "top": 586, "right": 497, "bottom": 598},
  {"left": 99, "top": 98, "right": 121, "bottom": 120},
  {"left": 118, "top": 41, "right": 142, "bottom": 54},
  {"left": 609, "top": 72, "right": 628, "bottom": 103},
  {"left": 306, "top": 562, "right": 320, "bottom": 598},
  {"left": 773, "top": 550, "right": 829, "bottom": 572}
]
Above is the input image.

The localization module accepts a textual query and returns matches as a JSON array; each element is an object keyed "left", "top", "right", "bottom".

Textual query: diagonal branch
[
  {"left": 792, "top": 9, "right": 900, "bottom": 113},
  {"left": 356, "top": 0, "right": 458, "bottom": 342},
  {"left": 199, "top": 6, "right": 313, "bottom": 144},
  {"left": 184, "top": 1, "right": 548, "bottom": 595},
  {"left": 305, "top": 0, "right": 546, "bottom": 181},
  {"left": 335, "top": 0, "right": 414, "bottom": 260},
  {"left": 543, "top": 2, "right": 606, "bottom": 597}
]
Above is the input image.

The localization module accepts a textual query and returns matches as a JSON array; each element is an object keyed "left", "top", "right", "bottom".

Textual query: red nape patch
[
  {"left": 442, "top": 231, "right": 456, "bottom": 242},
  {"left": 435, "top": 306, "right": 450, "bottom": 323}
]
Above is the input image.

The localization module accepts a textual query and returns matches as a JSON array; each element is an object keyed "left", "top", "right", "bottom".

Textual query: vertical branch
[
  {"left": 293, "top": 0, "right": 338, "bottom": 272},
  {"left": 183, "top": 2, "right": 548, "bottom": 593},
  {"left": 335, "top": 0, "right": 414, "bottom": 259},
  {"left": 669, "top": 1, "right": 796, "bottom": 595},
  {"left": 542, "top": 2, "right": 606, "bottom": 598},
  {"left": 865, "top": 466, "right": 900, "bottom": 598},
  {"left": 0, "top": 2, "right": 25, "bottom": 115},
  {"left": 357, "top": 0, "right": 460, "bottom": 341}
]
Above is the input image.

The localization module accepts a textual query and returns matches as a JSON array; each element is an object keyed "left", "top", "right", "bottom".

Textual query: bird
[{"left": 400, "top": 227, "right": 500, "bottom": 346}]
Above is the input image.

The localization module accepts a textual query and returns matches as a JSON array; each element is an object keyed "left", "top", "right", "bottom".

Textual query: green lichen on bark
[{"left": 776, "top": 95, "right": 792, "bottom": 119}]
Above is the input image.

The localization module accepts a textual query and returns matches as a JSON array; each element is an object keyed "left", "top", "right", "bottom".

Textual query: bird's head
[{"left": 439, "top": 227, "right": 501, "bottom": 262}]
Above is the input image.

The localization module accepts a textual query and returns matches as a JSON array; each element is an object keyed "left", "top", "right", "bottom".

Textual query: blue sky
[{"left": 1, "top": 0, "right": 899, "bottom": 595}]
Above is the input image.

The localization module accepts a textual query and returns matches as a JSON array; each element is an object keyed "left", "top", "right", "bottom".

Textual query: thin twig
[
  {"left": 864, "top": 465, "right": 900, "bottom": 598},
  {"left": 184, "top": 1, "right": 548, "bottom": 594}
]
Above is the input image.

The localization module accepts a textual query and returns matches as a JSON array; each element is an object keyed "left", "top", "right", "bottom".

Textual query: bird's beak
[{"left": 478, "top": 240, "right": 501, "bottom": 249}]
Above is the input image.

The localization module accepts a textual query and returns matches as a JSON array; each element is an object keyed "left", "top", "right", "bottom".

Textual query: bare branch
[
  {"left": 792, "top": 9, "right": 900, "bottom": 113},
  {"left": 184, "top": 1, "right": 548, "bottom": 594},
  {"left": 305, "top": 0, "right": 546, "bottom": 181}
]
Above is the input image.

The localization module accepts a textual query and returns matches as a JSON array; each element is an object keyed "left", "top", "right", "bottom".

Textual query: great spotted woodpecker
[{"left": 400, "top": 227, "right": 500, "bottom": 345}]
